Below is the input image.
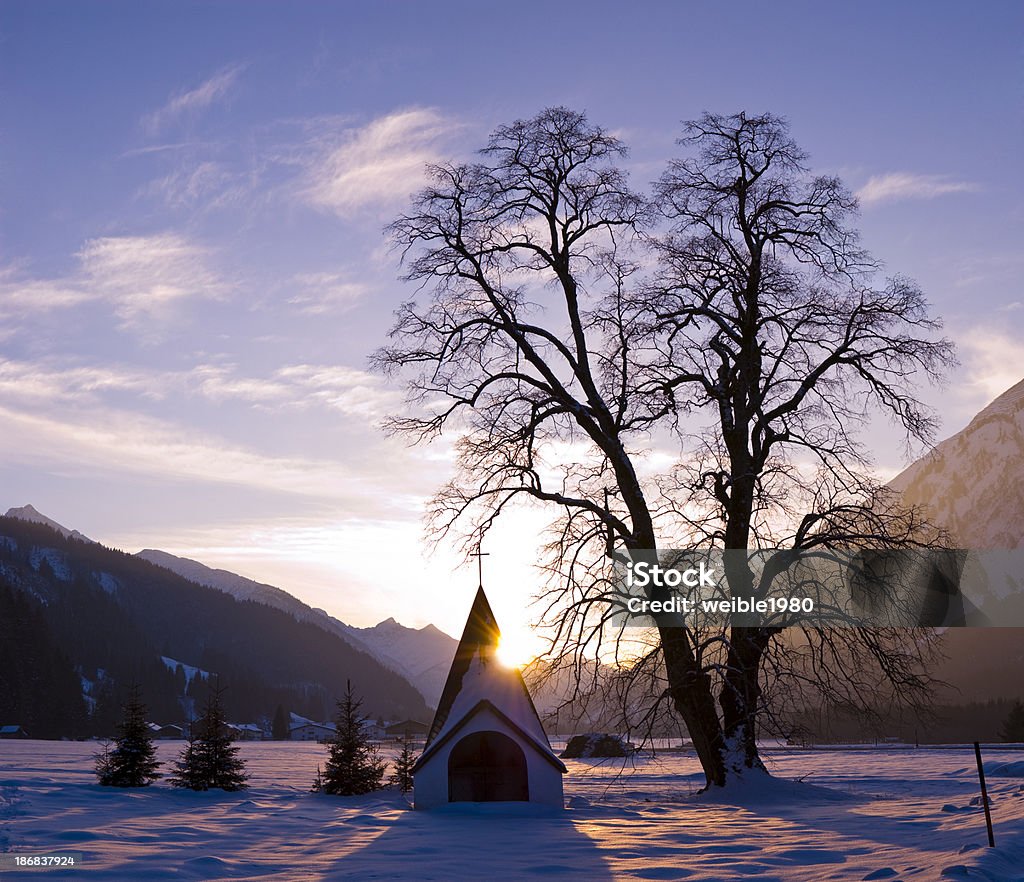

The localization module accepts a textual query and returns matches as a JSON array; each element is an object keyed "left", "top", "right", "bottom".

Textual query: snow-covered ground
[{"left": 1, "top": 741, "right": 1022, "bottom": 880}]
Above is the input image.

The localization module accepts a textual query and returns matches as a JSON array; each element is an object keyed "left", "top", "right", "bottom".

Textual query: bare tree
[{"left": 374, "top": 107, "right": 953, "bottom": 788}]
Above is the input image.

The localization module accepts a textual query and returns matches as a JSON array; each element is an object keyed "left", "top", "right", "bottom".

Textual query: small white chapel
[{"left": 411, "top": 586, "right": 566, "bottom": 809}]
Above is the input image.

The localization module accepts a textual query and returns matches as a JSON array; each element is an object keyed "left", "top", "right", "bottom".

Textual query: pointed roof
[
  {"left": 418, "top": 587, "right": 559, "bottom": 768},
  {"left": 425, "top": 586, "right": 500, "bottom": 745}
]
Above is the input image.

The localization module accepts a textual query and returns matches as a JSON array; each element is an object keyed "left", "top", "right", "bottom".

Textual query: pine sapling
[
  {"left": 318, "top": 680, "right": 386, "bottom": 795},
  {"left": 389, "top": 734, "right": 417, "bottom": 794},
  {"left": 169, "top": 681, "right": 248, "bottom": 791},
  {"left": 95, "top": 684, "right": 160, "bottom": 787}
]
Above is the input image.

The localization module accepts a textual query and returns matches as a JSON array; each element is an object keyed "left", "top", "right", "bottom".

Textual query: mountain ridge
[
  {"left": 134, "top": 548, "right": 456, "bottom": 704},
  {"left": 4, "top": 506, "right": 458, "bottom": 708},
  {"left": 0, "top": 514, "right": 431, "bottom": 737},
  {"left": 890, "top": 378, "right": 1024, "bottom": 549},
  {"left": 4, "top": 504, "right": 94, "bottom": 544},
  {"left": 888, "top": 377, "right": 1024, "bottom": 703}
]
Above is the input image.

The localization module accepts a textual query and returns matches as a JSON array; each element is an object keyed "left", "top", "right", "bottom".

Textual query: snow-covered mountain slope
[
  {"left": 3, "top": 511, "right": 455, "bottom": 707},
  {"left": 5, "top": 504, "right": 94, "bottom": 543},
  {"left": 347, "top": 617, "right": 457, "bottom": 707},
  {"left": 135, "top": 549, "right": 455, "bottom": 705},
  {"left": 890, "top": 378, "right": 1024, "bottom": 548},
  {"left": 888, "top": 379, "right": 1024, "bottom": 701},
  {"left": 0, "top": 512, "right": 433, "bottom": 730},
  {"left": 136, "top": 548, "right": 374, "bottom": 649}
]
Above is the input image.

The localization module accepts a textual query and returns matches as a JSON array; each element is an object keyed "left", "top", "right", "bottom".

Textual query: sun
[{"left": 495, "top": 626, "right": 543, "bottom": 668}]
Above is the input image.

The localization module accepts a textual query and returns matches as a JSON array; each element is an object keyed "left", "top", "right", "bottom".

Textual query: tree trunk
[
  {"left": 660, "top": 626, "right": 728, "bottom": 787},
  {"left": 718, "top": 626, "right": 770, "bottom": 773}
]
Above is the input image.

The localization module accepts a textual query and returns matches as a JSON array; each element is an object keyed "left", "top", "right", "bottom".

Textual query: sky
[{"left": 1, "top": 1, "right": 1021, "bottom": 646}]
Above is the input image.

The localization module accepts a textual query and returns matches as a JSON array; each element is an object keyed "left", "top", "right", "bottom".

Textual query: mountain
[
  {"left": 135, "top": 548, "right": 368, "bottom": 650},
  {"left": 0, "top": 514, "right": 431, "bottom": 738},
  {"left": 135, "top": 549, "right": 457, "bottom": 705},
  {"left": 890, "top": 378, "right": 1024, "bottom": 548},
  {"left": 4, "top": 504, "right": 94, "bottom": 544},
  {"left": 347, "top": 617, "right": 457, "bottom": 706},
  {"left": 890, "top": 378, "right": 1024, "bottom": 703},
  {"left": 137, "top": 549, "right": 323, "bottom": 613}
]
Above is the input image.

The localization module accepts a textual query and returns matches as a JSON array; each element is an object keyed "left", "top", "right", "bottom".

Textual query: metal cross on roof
[{"left": 470, "top": 542, "right": 489, "bottom": 590}]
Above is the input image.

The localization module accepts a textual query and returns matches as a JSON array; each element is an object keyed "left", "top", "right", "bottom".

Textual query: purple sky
[{"left": 1, "top": 1, "right": 1021, "bottom": 640}]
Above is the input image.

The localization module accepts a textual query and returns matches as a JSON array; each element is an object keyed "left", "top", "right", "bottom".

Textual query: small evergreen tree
[
  {"left": 310, "top": 764, "right": 324, "bottom": 793},
  {"left": 389, "top": 734, "right": 417, "bottom": 794},
  {"left": 1000, "top": 700, "right": 1024, "bottom": 742},
  {"left": 317, "top": 681, "right": 385, "bottom": 795},
  {"left": 169, "top": 682, "right": 248, "bottom": 791},
  {"left": 95, "top": 684, "right": 160, "bottom": 787},
  {"left": 168, "top": 725, "right": 206, "bottom": 791},
  {"left": 272, "top": 704, "right": 290, "bottom": 741},
  {"left": 94, "top": 740, "right": 115, "bottom": 779}
]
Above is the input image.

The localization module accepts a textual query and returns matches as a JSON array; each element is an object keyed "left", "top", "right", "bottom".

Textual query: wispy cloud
[
  {"left": 78, "top": 233, "right": 229, "bottom": 329},
  {"left": 275, "top": 364, "right": 401, "bottom": 418},
  {"left": 952, "top": 251, "right": 1024, "bottom": 290},
  {"left": 193, "top": 362, "right": 400, "bottom": 419},
  {"left": 0, "top": 402, "right": 389, "bottom": 506},
  {"left": 856, "top": 172, "right": 978, "bottom": 207},
  {"left": 0, "top": 233, "right": 227, "bottom": 332},
  {"left": 0, "top": 356, "right": 400, "bottom": 421},
  {"left": 957, "top": 326, "right": 1024, "bottom": 414},
  {"left": 285, "top": 271, "right": 367, "bottom": 314},
  {"left": 121, "top": 142, "right": 200, "bottom": 158},
  {"left": 0, "top": 265, "right": 93, "bottom": 312},
  {"left": 189, "top": 364, "right": 291, "bottom": 406},
  {"left": 140, "top": 160, "right": 242, "bottom": 210},
  {"left": 143, "top": 65, "right": 244, "bottom": 135},
  {"left": 301, "top": 108, "right": 458, "bottom": 216},
  {"left": 130, "top": 106, "right": 461, "bottom": 219},
  {"left": 0, "top": 359, "right": 167, "bottom": 405}
]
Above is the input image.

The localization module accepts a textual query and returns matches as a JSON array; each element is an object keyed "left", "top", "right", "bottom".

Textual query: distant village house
[
  {"left": 361, "top": 720, "right": 387, "bottom": 741},
  {"left": 289, "top": 721, "right": 335, "bottom": 742},
  {"left": 226, "top": 723, "right": 264, "bottom": 741},
  {"left": 385, "top": 719, "right": 429, "bottom": 740},
  {"left": 146, "top": 722, "right": 184, "bottom": 740},
  {"left": 0, "top": 725, "right": 29, "bottom": 739}
]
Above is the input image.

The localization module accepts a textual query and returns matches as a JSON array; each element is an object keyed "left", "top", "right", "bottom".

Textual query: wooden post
[{"left": 973, "top": 741, "right": 995, "bottom": 847}]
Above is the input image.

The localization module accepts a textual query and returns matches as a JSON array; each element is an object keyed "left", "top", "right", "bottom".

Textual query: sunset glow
[{"left": 495, "top": 625, "right": 546, "bottom": 669}]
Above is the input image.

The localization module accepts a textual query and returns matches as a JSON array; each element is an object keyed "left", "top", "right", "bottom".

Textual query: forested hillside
[{"left": 0, "top": 517, "right": 430, "bottom": 738}]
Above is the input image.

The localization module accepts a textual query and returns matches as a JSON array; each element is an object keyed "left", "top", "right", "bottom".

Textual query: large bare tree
[{"left": 374, "top": 108, "right": 953, "bottom": 788}]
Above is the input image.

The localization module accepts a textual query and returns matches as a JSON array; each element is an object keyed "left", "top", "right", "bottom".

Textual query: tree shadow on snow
[
  {"left": 692, "top": 774, "right": 972, "bottom": 854},
  {"left": 326, "top": 803, "right": 615, "bottom": 881}
]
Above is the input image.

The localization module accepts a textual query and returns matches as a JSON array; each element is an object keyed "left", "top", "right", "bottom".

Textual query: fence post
[{"left": 973, "top": 741, "right": 995, "bottom": 848}]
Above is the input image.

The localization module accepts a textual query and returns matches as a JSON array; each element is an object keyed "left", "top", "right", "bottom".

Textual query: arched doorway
[{"left": 448, "top": 730, "right": 529, "bottom": 802}]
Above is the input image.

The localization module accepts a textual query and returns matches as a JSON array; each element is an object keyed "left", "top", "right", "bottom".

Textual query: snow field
[{"left": 1, "top": 742, "right": 1022, "bottom": 880}]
